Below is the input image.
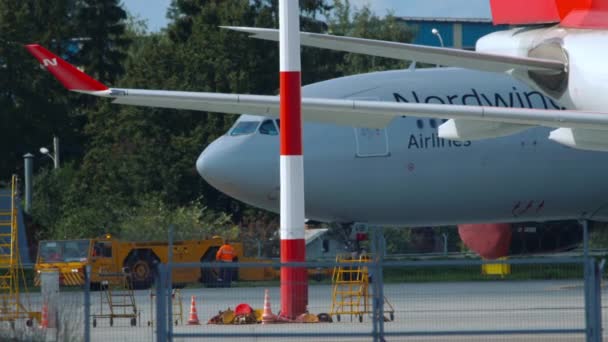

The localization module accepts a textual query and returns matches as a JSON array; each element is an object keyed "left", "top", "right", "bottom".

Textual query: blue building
[{"left": 401, "top": 17, "right": 508, "bottom": 49}]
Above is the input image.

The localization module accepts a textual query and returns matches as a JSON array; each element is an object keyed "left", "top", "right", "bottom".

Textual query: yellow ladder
[
  {"left": 93, "top": 271, "right": 138, "bottom": 327},
  {"left": 329, "top": 254, "right": 371, "bottom": 322},
  {"left": 0, "top": 175, "right": 37, "bottom": 325},
  {"left": 329, "top": 253, "right": 396, "bottom": 323}
]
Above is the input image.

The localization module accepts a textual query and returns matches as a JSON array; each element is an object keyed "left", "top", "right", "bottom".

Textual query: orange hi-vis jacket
[{"left": 216, "top": 244, "right": 234, "bottom": 262}]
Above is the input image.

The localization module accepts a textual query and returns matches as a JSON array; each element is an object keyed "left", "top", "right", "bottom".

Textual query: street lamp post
[
  {"left": 431, "top": 28, "right": 445, "bottom": 47},
  {"left": 40, "top": 136, "right": 60, "bottom": 169},
  {"left": 431, "top": 28, "right": 444, "bottom": 68}
]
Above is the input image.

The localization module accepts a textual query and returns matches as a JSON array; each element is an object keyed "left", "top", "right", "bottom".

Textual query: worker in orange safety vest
[{"left": 215, "top": 240, "right": 234, "bottom": 285}]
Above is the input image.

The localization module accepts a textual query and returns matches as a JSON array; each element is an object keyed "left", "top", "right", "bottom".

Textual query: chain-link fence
[
  {"left": 1, "top": 276, "right": 85, "bottom": 342},
  {"left": 1, "top": 246, "right": 605, "bottom": 342},
  {"left": 151, "top": 257, "right": 602, "bottom": 342}
]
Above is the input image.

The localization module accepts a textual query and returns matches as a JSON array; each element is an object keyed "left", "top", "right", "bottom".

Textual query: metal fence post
[
  {"left": 369, "top": 227, "right": 386, "bottom": 342},
  {"left": 581, "top": 220, "right": 596, "bottom": 342},
  {"left": 369, "top": 228, "right": 378, "bottom": 342},
  {"left": 376, "top": 227, "right": 385, "bottom": 340},
  {"left": 167, "top": 225, "right": 174, "bottom": 341},
  {"left": 84, "top": 265, "right": 91, "bottom": 342},
  {"left": 584, "top": 257, "right": 598, "bottom": 342},
  {"left": 592, "top": 260, "right": 603, "bottom": 342},
  {"left": 156, "top": 263, "right": 167, "bottom": 342},
  {"left": 582, "top": 220, "right": 589, "bottom": 264}
]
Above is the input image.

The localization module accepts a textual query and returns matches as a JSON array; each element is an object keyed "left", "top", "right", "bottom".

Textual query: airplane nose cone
[
  {"left": 196, "top": 137, "right": 234, "bottom": 189},
  {"left": 196, "top": 135, "right": 279, "bottom": 211},
  {"left": 196, "top": 143, "right": 214, "bottom": 182}
]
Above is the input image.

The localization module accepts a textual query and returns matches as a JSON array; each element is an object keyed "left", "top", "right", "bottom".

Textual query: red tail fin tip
[{"left": 24, "top": 44, "right": 108, "bottom": 92}]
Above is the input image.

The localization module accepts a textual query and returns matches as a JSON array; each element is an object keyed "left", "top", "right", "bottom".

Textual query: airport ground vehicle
[
  {"left": 35, "top": 234, "right": 247, "bottom": 289},
  {"left": 35, "top": 234, "right": 334, "bottom": 290}
]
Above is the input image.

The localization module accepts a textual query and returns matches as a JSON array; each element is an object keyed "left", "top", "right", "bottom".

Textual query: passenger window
[
  {"left": 230, "top": 121, "right": 260, "bottom": 136},
  {"left": 259, "top": 120, "right": 278, "bottom": 136},
  {"left": 429, "top": 119, "right": 437, "bottom": 128},
  {"left": 416, "top": 119, "right": 424, "bottom": 129}
]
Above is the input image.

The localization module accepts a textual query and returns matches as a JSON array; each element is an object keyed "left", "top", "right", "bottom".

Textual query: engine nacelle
[
  {"left": 458, "top": 221, "right": 582, "bottom": 259},
  {"left": 477, "top": 26, "right": 608, "bottom": 112}
]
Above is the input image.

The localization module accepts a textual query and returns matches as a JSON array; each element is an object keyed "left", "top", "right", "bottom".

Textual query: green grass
[
  {"left": 382, "top": 264, "right": 584, "bottom": 283},
  {"left": 11, "top": 260, "right": 589, "bottom": 293}
]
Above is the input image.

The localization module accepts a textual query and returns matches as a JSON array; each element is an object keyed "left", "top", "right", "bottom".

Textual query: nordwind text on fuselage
[
  {"left": 393, "top": 87, "right": 562, "bottom": 150},
  {"left": 393, "top": 87, "right": 562, "bottom": 109}
]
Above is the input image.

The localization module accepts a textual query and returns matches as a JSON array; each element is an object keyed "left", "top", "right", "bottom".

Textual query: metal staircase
[
  {"left": 330, "top": 253, "right": 372, "bottom": 322},
  {"left": 0, "top": 175, "right": 37, "bottom": 326},
  {"left": 92, "top": 270, "right": 138, "bottom": 327},
  {"left": 329, "top": 253, "right": 395, "bottom": 323}
]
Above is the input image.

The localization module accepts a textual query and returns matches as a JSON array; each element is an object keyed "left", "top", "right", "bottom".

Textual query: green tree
[
  {"left": 0, "top": 0, "right": 83, "bottom": 180},
  {"left": 30, "top": 162, "right": 79, "bottom": 240},
  {"left": 327, "top": 0, "right": 413, "bottom": 75},
  {"left": 0, "top": 0, "right": 132, "bottom": 239},
  {"left": 117, "top": 195, "right": 238, "bottom": 241},
  {"left": 75, "top": 0, "right": 130, "bottom": 84}
]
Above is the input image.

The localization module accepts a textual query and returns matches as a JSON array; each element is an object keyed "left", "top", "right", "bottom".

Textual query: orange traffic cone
[
  {"left": 39, "top": 302, "right": 49, "bottom": 329},
  {"left": 187, "top": 296, "right": 200, "bottom": 325},
  {"left": 262, "top": 289, "right": 275, "bottom": 324}
]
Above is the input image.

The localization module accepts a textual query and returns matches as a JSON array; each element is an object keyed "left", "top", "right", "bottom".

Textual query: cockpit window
[
  {"left": 259, "top": 120, "right": 278, "bottom": 136},
  {"left": 230, "top": 121, "right": 259, "bottom": 136}
]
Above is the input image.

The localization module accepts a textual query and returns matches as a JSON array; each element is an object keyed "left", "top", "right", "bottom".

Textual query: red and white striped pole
[{"left": 279, "top": 0, "right": 307, "bottom": 319}]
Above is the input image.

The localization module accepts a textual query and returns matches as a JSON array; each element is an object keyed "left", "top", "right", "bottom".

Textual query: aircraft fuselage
[{"left": 197, "top": 67, "right": 608, "bottom": 226}]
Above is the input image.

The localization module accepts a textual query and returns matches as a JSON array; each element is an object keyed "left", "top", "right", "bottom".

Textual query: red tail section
[
  {"left": 24, "top": 44, "right": 108, "bottom": 92},
  {"left": 490, "top": 0, "right": 608, "bottom": 29},
  {"left": 490, "top": 0, "right": 560, "bottom": 25}
]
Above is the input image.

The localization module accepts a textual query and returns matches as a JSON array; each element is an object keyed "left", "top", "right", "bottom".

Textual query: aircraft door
[{"left": 351, "top": 97, "right": 390, "bottom": 158}]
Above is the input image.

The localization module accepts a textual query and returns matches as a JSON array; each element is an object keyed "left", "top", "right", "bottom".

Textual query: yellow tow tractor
[{"left": 35, "top": 234, "right": 247, "bottom": 289}]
